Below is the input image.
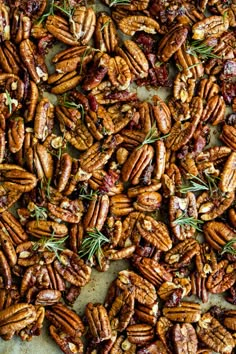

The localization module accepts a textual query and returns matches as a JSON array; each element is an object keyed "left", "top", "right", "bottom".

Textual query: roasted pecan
[
  {"left": 118, "top": 270, "right": 157, "bottom": 305},
  {"left": 172, "top": 323, "right": 198, "bottom": 354},
  {"left": 19, "top": 305, "right": 45, "bottom": 341},
  {"left": 48, "top": 194, "right": 83, "bottom": 223},
  {"left": 0, "top": 164, "right": 37, "bottom": 193},
  {"left": 0, "top": 303, "right": 37, "bottom": 340},
  {"left": 221, "top": 125, "right": 236, "bottom": 151},
  {"left": 136, "top": 215, "right": 172, "bottom": 251},
  {"left": 133, "top": 191, "right": 162, "bottom": 212},
  {"left": 219, "top": 152, "right": 236, "bottom": 193},
  {"left": 110, "top": 194, "right": 134, "bottom": 216},
  {"left": 197, "top": 191, "right": 235, "bottom": 220},
  {"left": 135, "top": 302, "right": 159, "bottom": 326},
  {"left": 116, "top": 40, "right": 149, "bottom": 79},
  {"left": 95, "top": 13, "right": 118, "bottom": 53},
  {"left": 0, "top": 41, "right": 21, "bottom": 75},
  {"left": 26, "top": 220, "right": 68, "bottom": 239},
  {"left": 206, "top": 260, "right": 236, "bottom": 293},
  {"left": 196, "top": 313, "right": 234, "bottom": 354},
  {"left": 165, "top": 239, "right": 200, "bottom": 268},
  {"left": 175, "top": 45, "right": 204, "bottom": 79},
  {"left": 0, "top": 230, "right": 16, "bottom": 267},
  {"left": 192, "top": 15, "right": 229, "bottom": 40},
  {"left": 0, "top": 250, "right": 12, "bottom": 289},
  {"left": 34, "top": 98, "right": 54, "bottom": 141},
  {"left": 223, "top": 310, "right": 236, "bottom": 331},
  {"left": 46, "top": 15, "right": 78, "bottom": 46},
  {"left": 169, "top": 192, "right": 198, "bottom": 240},
  {"left": 163, "top": 302, "right": 201, "bottom": 323},
  {"left": 35, "top": 290, "right": 61, "bottom": 306},
  {"left": 49, "top": 324, "right": 84, "bottom": 354},
  {"left": 54, "top": 249, "right": 91, "bottom": 287},
  {"left": 53, "top": 45, "right": 94, "bottom": 74},
  {"left": 85, "top": 303, "right": 111, "bottom": 342},
  {"left": 19, "top": 39, "right": 48, "bottom": 84},
  {"left": 152, "top": 96, "right": 171, "bottom": 134},
  {"left": 157, "top": 24, "right": 188, "bottom": 62},
  {"left": 108, "top": 289, "right": 134, "bottom": 332},
  {"left": 48, "top": 70, "right": 82, "bottom": 95},
  {"left": 127, "top": 324, "right": 154, "bottom": 345},
  {"left": 71, "top": 6, "right": 96, "bottom": 45},
  {"left": 85, "top": 105, "right": 114, "bottom": 140},
  {"left": 133, "top": 257, "right": 172, "bottom": 287},
  {"left": 83, "top": 194, "right": 109, "bottom": 231},
  {"left": 197, "top": 77, "right": 219, "bottom": 100},
  {"left": 118, "top": 16, "right": 160, "bottom": 36},
  {"left": 158, "top": 278, "right": 191, "bottom": 301},
  {"left": 191, "top": 272, "right": 208, "bottom": 303},
  {"left": 0, "top": 286, "right": 20, "bottom": 311},
  {"left": 201, "top": 95, "right": 226, "bottom": 125},
  {"left": 203, "top": 221, "right": 235, "bottom": 251},
  {"left": 46, "top": 303, "right": 84, "bottom": 337},
  {"left": 108, "top": 56, "right": 131, "bottom": 91}
]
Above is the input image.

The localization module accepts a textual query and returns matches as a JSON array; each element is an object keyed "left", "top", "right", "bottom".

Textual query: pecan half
[
  {"left": 85, "top": 303, "right": 111, "bottom": 342},
  {"left": 163, "top": 302, "right": 201, "bottom": 323},
  {"left": 192, "top": 16, "right": 229, "bottom": 40},
  {"left": 196, "top": 313, "right": 234, "bottom": 354},
  {"left": 172, "top": 323, "right": 198, "bottom": 354}
]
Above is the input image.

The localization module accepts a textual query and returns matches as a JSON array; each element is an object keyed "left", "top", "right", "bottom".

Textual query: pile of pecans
[{"left": 0, "top": 0, "right": 236, "bottom": 353}]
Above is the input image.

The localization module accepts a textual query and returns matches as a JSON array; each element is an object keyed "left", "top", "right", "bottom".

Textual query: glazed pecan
[
  {"left": 0, "top": 303, "right": 36, "bottom": 340},
  {"left": 203, "top": 221, "right": 235, "bottom": 251},
  {"left": 196, "top": 313, "right": 234, "bottom": 354},
  {"left": 85, "top": 303, "right": 111, "bottom": 342},
  {"left": 192, "top": 15, "right": 229, "bottom": 40},
  {"left": 157, "top": 24, "right": 188, "bottom": 62},
  {"left": 172, "top": 323, "right": 198, "bottom": 354},
  {"left": 219, "top": 152, "right": 236, "bottom": 193},
  {"left": 133, "top": 191, "right": 162, "bottom": 212},
  {"left": 0, "top": 164, "right": 37, "bottom": 193},
  {"left": 71, "top": 6, "right": 96, "bottom": 45},
  {"left": 0, "top": 41, "right": 21, "bottom": 75},
  {"left": 221, "top": 125, "right": 236, "bottom": 151},
  {"left": 165, "top": 239, "right": 200, "bottom": 268},
  {"left": 83, "top": 194, "right": 109, "bottom": 231},
  {"left": 48, "top": 70, "right": 82, "bottom": 95},
  {"left": 118, "top": 16, "right": 160, "bottom": 36},
  {"left": 0, "top": 286, "right": 20, "bottom": 311},
  {"left": 26, "top": 220, "right": 68, "bottom": 239},
  {"left": 108, "top": 56, "right": 131, "bottom": 91},
  {"left": 116, "top": 40, "right": 149, "bottom": 79},
  {"left": 127, "top": 324, "right": 154, "bottom": 345},
  {"left": 54, "top": 249, "right": 91, "bottom": 287},
  {"left": 201, "top": 95, "right": 226, "bottom": 125},
  {"left": 121, "top": 144, "right": 154, "bottom": 185},
  {"left": 206, "top": 260, "right": 236, "bottom": 293},
  {"left": 152, "top": 96, "right": 171, "bottom": 134},
  {"left": 118, "top": 270, "right": 157, "bottom": 305},
  {"left": 19, "top": 39, "right": 48, "bottom": 83},
  {"left": 49, "top": 324, "right": 84, "bottom": 354},
  {"left": 35, "top": 290, "right": 61, "bottom": 306},
  {"left": 0, "top": 230, "right": 17, "bottom": 267},
  {"left": 223, "top": 310, "right": 236, "bottom": 331},
  {"left": 169, "top": 192, "right": 198, "bottom": 240},
  {"left": 136, "top": 215, "right": 172, "bottom": 251},
  {"left": 133, "top": 257, "right": 172, "bottom": 287},
  {"left": 46, "top": 303, "right": 84, "bottom": 338},
  {"left": 163, "top": 302, "right": 201, "bottom": 323},
  {"left": 108, "top": 289, "right": 135, "bottom": 332},
  {"left": 34, "top": 98, "right": 54, "bottom": 141},
  {"left": 197, "top": 191, "right": 235, "bottom": 221},
  {"left": 95, "top": 13, "right": 118, "bottom": 53}
]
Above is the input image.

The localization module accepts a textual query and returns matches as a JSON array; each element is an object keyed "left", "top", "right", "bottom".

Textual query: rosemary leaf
[
  {"left": 109, "top": 0, "right": 131, "bottom": 7},
  {"left": 78, "top": 189, "right": 98, "bottom": 201},
  {"left": 173, "top": 213, "right": 204, "bottom": 232},
  {"left": 28, "top": 203, "right": 48, "bottom": 222},
  {"left": 37, "top": 0, "right": 55, "bottom": 24},
  {"left": 101, "top": 19, "right": 111, "bottom": 31},
  {"left": 179, "top": 174, "right": 209, "bottom": 194},
  {"left": 33, "top": 235, "right": 68, "bottom": 259},
  {"left": 137, "top": 124, "right": 169, "bottom": 150},
  {"left": 220, "top": 238, "right": 236, "bottom": 256},
  {"left": 78, "top": 228, "right": 110, "bottom": 267},
  {"left": 186, "top": 40, "right": 221, "bottom": 60}
]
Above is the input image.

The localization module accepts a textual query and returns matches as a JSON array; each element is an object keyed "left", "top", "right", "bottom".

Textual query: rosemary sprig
[
  {"left": 40, "top": 178, "right": 52, "bottom": 199},
  {"left": 220, "top": 238, "right": 236, "bottom": 256},
  {"left": 37, "top": 0, "right": 54, "bottom": 24},
  {"left": 179, "top": 174, "right": 209, "bottom": 194},
  {"left": 137, "top": 124, "right": 169, "bottom": 150},
  {"left": 78, "top": 228, "right": 110, "bottom": 267},
  {"left": 173, "top": 213, "right": 204, "bottom": 232},
  {"left": 109, "top": 0, "right": 131, "bottom": 7},
  {"left": 62, "top": 95, "right": 85, "bottom": 121},
  {"left": 101, "top": 19, "right": 111, "bottom": 32},
  {"left": 33, "top": 235, "right": 68, "bottom": 259},
  {"left": 186, "top": 40, "right": 220, "bottom": 60},
  {"left": 204, "top": 172, "right": 221, "bottom": 196},
  {"left": 5, "top": 90, "right": 13, "bottom": 114},
  {"left": 79, "top": 47, "right": 92, "bottom": 75},
  {"left": 78, "top": 189, "right": 99, "bottom": 201},
  {"left": 28, "top": 202, "right": 48, "bottom": 222}
]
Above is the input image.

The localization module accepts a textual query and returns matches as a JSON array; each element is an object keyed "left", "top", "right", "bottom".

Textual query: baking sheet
[{"left": 0, "top": 2, "right": 235, "bottom": 354}]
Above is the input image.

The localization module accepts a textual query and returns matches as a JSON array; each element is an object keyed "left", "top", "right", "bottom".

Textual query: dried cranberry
[
  {"left": 98, "top": 170, "right": 119, "bottom": 194},
  {"left": 135, "top": 32, "right": 156, "bottom": 55},
  {"left": 165, "top": 288, "right": 183, "bottom": 307},
  {"left": 222, "top": 81, "right": 236, "bottom": 104},
  {"left": 226, "top": 113, "right": 236, "bottom": 127}
]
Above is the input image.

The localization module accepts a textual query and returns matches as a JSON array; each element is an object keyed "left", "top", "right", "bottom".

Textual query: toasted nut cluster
[{"left": 0, "top": 0, "right": 236, "bottom": 353}]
